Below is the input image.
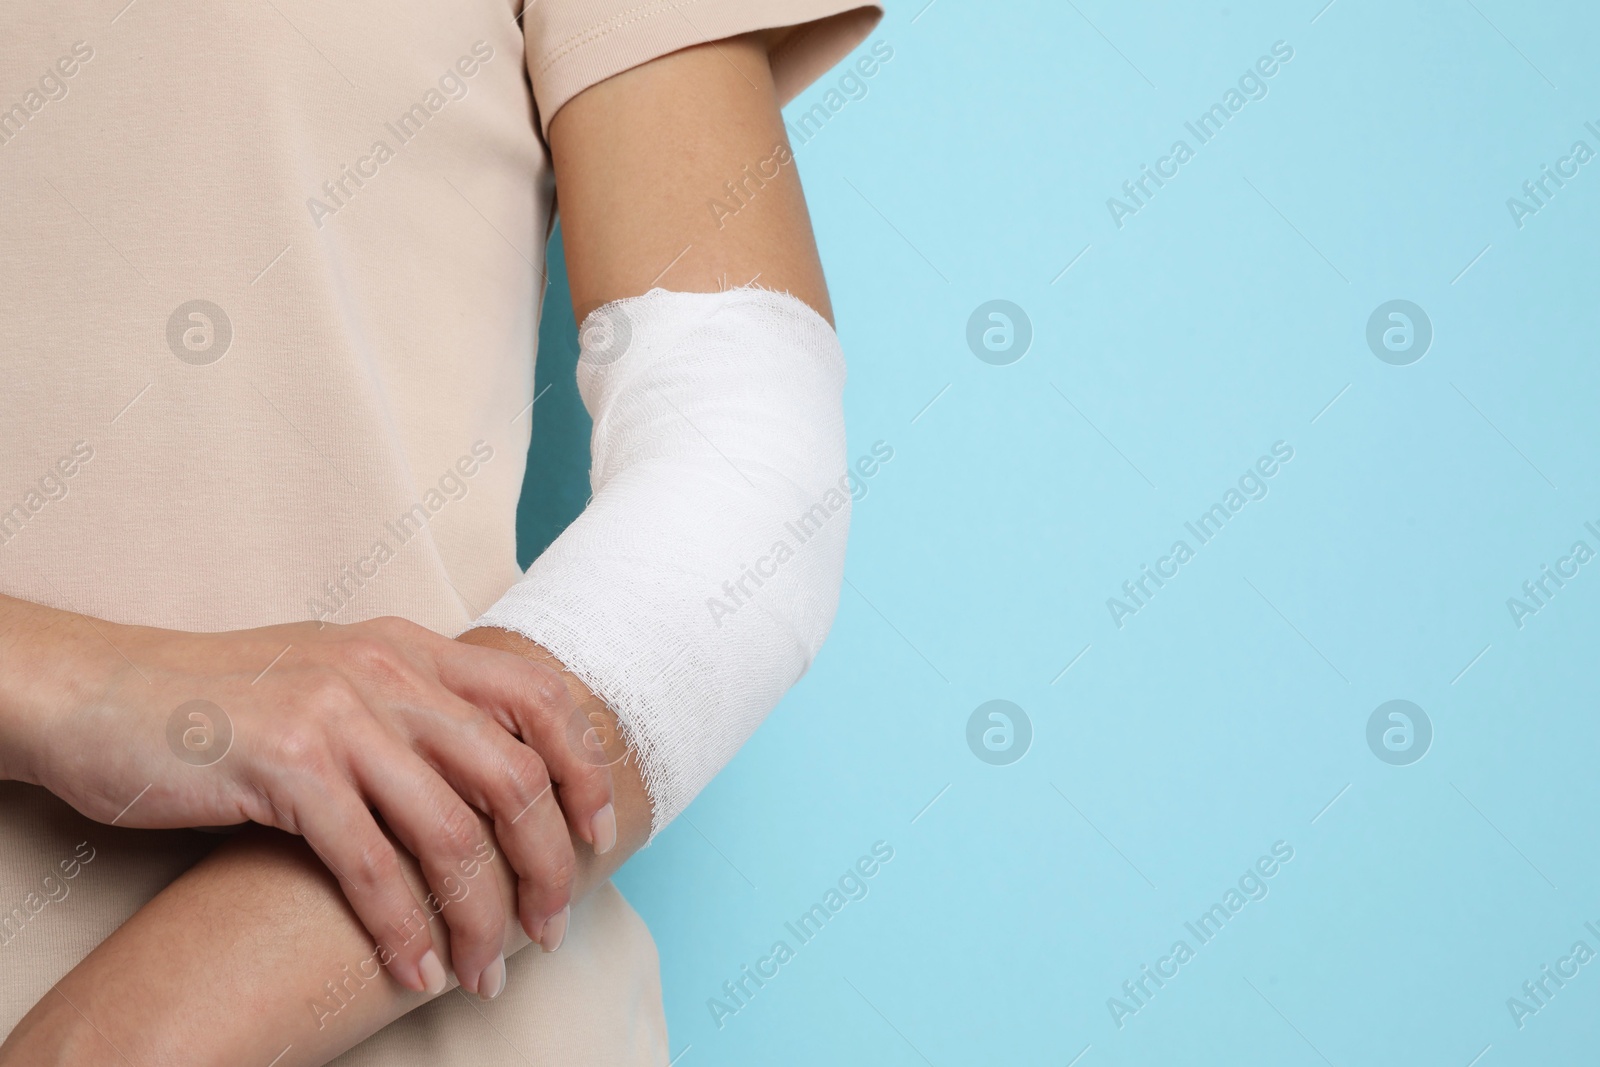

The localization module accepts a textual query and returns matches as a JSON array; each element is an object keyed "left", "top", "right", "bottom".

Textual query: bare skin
[
  {"left": 0, "top": 603, "right": 611, "bottom": 999},
  {"left": 0, "top": 31, "right": 831, "bottom": 1066}
]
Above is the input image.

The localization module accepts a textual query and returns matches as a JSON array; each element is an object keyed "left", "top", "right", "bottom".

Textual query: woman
[{"left": 0, "top": 1, "right": 878, "bottom": 1062}]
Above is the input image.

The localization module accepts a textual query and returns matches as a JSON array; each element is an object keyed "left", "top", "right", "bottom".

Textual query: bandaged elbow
[{"left": 477, "top": 287, "right": 850, "bottom": 837}]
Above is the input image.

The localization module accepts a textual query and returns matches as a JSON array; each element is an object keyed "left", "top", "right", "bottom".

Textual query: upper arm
[{"left": 547, "top": 33, "right": 833, "bottom": 327}]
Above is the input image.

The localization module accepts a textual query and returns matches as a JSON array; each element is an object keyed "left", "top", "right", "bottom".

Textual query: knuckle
[
  {"left": 540, "top": 847, "right": 577, "bottom": 902},
  {"left": 274, "top": 721, "right": 332, "bottom": 771},
  {"left": 305, "top": 672, "right": 363, "bottom": 716},
  {"left": 516, "top": 660, "right": 571, "bottom": 717},
  {"left": 344, "top": 633, "right": 431, "bottom": 694},
  {"left": 372, "top": 618, "right": 440, "bottom": 665},
  {"left": 342, "top": 636, "right": 402, "bottom": 675},
  {"left": 364, "top": 615, "right": 404, "bottom": 637},
  {"left": 437, "top": 805, "right": 483, "bottom": 856},
  {"left": 371, "top": 615, "right": 424, "bottom": 644},
  {"left": 503, "top": 749, "right": 552, "bottom": 806},
  {"left": 348, "top": 837, "right": 401, "bottom": 891}
]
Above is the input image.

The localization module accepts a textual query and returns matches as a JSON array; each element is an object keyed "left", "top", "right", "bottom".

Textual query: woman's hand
[{"left": 0, "top": 599, "right": 616, "bottom": 998}]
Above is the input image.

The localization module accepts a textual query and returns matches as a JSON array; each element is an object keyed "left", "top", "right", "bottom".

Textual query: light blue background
[{"left": 523, "top": 3, "right": 1600, "bottom": 1063}]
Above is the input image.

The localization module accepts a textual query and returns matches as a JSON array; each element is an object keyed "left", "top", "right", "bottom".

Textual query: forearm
[{"left": 0, "top": 628, "right": 650, "bottom": 1067}]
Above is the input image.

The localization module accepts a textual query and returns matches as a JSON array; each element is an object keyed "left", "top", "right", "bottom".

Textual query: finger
[
  {"left": 412, "top": 698, "right": 579, "bottom": 946},
  {"left": 348, "top": 732, "right": 508, "bottom": 995},
  {"left": 278, "top": 774, "right": 445, "bottom": 996},
  {"left": 499, "top": 780, "right": 577, "bottom": 951},
  {"left": 435, "top": 638, "right": 619, "bottom": 853}
]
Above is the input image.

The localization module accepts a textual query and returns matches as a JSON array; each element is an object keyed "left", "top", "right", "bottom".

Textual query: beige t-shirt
[{"left": 0, "top": 1, "right": 878, "bottom": 1060}]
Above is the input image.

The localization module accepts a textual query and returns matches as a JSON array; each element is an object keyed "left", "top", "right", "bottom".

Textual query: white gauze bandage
[{"left": 477, "top": 287, "right": 850, "bottom": 838}]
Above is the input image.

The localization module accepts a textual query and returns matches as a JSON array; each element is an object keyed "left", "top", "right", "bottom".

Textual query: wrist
[{"left": 0, "top": 596, "right": 128, "bottom": 786}]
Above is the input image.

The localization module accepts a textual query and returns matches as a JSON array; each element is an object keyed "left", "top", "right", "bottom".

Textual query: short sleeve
[{"left": 522, "top": 1, "right": 884, "bottom": 136}]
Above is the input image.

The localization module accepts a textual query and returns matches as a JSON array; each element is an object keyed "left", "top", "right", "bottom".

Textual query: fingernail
[
  {"left": 542, "top": 905, "right": 570, "bottom": 953},
  {"left": 591, "top": 803, "right": 617, "bottom": 855},
  {"left": 419, "top": 950, "right": 448, "bottom": 996},
  {"left": 479, "top": 953, "right": 507, "bottom": 1000}
]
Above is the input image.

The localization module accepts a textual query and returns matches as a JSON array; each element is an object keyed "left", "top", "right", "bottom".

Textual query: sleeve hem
[{"left": 525, "top": 1, "right": 884, "bottom": 136}]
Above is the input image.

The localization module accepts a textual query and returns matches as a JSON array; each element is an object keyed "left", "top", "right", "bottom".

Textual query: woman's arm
[
  {"left": 0, "top": 628, "right": 650, "bottom": 1066},
  {"left": 0, "top": 32, "right": 831, "bottom": 1066},
  {"left": 0, "top": 593, "right": 612, "bottom": 998},
  {"left": 553, "top": 28, "right": 832, "bottom": 325}
]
